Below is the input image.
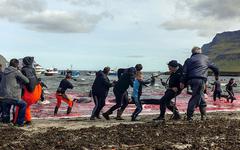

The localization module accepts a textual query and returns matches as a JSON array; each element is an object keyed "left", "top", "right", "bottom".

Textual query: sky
[{"left": 0, "top": 0, "right": 240, "bottom": 71}]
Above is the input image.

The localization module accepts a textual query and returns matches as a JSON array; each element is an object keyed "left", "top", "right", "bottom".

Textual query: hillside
[{"left": 202, "top": 30, "right": 240, "bottom": 73}]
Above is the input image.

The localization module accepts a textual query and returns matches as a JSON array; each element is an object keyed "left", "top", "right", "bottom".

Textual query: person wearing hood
[
  {"left": 0, "top": 59, "right": 29, "bottom": 126},
  {"left": 180, "top": 47, "right": 219, "bottom": 121},
  {"left": 90, "top": 67, "right": 114, "bottom": 120},
  {"left": 21, "top": 57, "right": 38, "bottom": 92},
  {"left": 103, "top": 66, "right": 138, "bottom": 120},
  {"left": 153, "top": 60, "right": 182, "bottom": 121},
  {"left": 54, "top": 72, "right": 74, "bottom": 115},
  {"left": 20, "top": 56, "right": 42, "bottom": 125}
]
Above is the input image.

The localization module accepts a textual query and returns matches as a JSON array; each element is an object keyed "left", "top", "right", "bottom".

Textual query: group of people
[
  {"left": 87, "top": 46, "right": 222, "bottom": 121},
  {"left": 0, "top": 46, "right": 238, "bottom": 127},
  {"left": 0, "top": 57, "right": 42, "bottom": 126}
]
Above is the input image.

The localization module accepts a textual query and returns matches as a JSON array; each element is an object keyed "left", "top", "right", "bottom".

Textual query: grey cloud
[
  {"left": 161, "top": 0, "right": 240, "bottom": 37},
  {"left": 0, "top": 0, "right": 46, "bottom": 20},
  {"left": 191, "top": 0, "right": 240, "bottom": 20},
  {"left": 23, "top": 11, "right": 110, "bottom": 33},
  {"left": 0, "top": 0, "right": 109, "bottom": 33}
]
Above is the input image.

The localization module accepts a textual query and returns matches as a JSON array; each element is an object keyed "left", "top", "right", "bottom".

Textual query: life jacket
[{"left": 22, "top": 83, "right": 42, "bottom": 105}]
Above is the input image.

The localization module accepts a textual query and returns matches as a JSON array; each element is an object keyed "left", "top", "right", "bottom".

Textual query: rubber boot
[
  {"left": 171, "top": 110, "right": 181, "bottom": 120},
  {"left": 67, "top": 107, "right": 72, "bottom": 115},
  {"left": 102, "top": 110, "right": 112, "bottom": 120},
  {"left": 115, "top": 109, "right": 124, "bottom": 120},
  {"left": 131, "top": 114, "right": 139, "bottom": 121},
  {"left": 54, "top": 106, "right": 59, "bottom": 115},
  {"left": 200, "top": 107, "right": 207, "bottom": 121}
]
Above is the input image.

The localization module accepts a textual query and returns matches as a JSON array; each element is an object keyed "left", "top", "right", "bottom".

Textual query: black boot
[
  {"left": 115, "top": 109, "right": 124, "bottom": 120},
  {"left": 153, "top": 115, "right": 165, "bottom": 121},
  {"left": 90, "top": 115, "right": 95, "bottom": 120},
  {"left": 54, "top": 106, "right": 59, "bottom": 115},
  {"left": 102, "top": 111, "right": 111, "bottom": 120},
  {"left": 131, "top": 114, "right": 139, "bottom": 121},
  {"left": 200, "top": 107, "right": 207, "bottom": 121},
  {"left": 171, "top": 110, "right": 181, "bottom": 120},
  {"left": 67, "top": 107, "right": 72, "bottom": 114}
]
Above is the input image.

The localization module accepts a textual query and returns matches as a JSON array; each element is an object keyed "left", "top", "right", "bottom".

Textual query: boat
[
  {"left": 44, "top": 68, "right": 58, "bottom": 76},
  {"left": 34, "top": 64, "right": 45, "bottom": 75},
  {"left": 86, "top": 71, "right": 96, "bottom": 76},
  {"left": 109, "top": 70, "right": 117, "bottom": 76}
]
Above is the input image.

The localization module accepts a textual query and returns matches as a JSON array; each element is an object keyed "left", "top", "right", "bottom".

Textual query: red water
[{"left": 31, "top": 92, "right": 240, "bottom": 119}]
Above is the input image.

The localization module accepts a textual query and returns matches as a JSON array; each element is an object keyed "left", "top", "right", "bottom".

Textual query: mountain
[
  {"left": 0, "top": 54, "right": 8, "bottom": 69},
  {"left": 202, "top": 30, "right": 240, "bottom": 73}
]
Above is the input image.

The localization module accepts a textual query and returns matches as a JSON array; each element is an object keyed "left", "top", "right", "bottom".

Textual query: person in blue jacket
[{"left": 131, "top": 71, "right": 151, "bottom": 121}]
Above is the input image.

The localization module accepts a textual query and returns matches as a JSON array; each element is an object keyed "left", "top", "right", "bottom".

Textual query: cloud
[
  {"left": 23, "top": 11, "right": 110, "bottom": 33},
  {"left": 0, "top": 0, "right": 110, "bottom": 33},
  {"left": 161, "top": 0, "right": 240, "bottom": 37}
]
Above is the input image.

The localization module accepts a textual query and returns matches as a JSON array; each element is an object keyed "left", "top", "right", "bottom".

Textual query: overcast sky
[{"left": 0, "top": 0, "right": 240, "bottom": 71}]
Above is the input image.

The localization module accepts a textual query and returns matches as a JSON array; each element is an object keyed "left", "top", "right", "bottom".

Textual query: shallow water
[{"left": 39, "top": 72, "right": 240, "bottom": 96}]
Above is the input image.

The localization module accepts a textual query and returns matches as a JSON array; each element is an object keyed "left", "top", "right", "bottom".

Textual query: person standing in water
[
  {"left": 226, "top": 78, "right": 237, "bottom": 103},
  {"left": 212, "top": 76, "right": 222, "bottom": 101}
]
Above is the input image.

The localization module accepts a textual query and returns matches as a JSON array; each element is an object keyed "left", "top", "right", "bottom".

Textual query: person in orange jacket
[
  {"left": 54, "top": 72, "right": 74, "bottom": 115},
  {"left": 20, "top": 56, "right": 42, "bottom": 125}
]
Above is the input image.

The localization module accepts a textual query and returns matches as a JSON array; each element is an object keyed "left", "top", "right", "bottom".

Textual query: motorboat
[
  {"left": 34, "top": 64, "right": 45, "bottom": 75},
  {"left": 44, "top": 68, "right": 58, "bottom": 76}
]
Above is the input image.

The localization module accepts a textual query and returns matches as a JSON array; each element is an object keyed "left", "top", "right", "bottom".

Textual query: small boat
[
  {"left": 86, "top": 71, "right": 96, "bottom": 76},
  {"left": 44, "top": 68, "right": 58, "bottom": 76},
  {"left": 34, "top": 64, "right": 45, "bottom": 75}
]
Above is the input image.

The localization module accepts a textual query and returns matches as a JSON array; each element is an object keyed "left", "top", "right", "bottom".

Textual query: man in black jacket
[
  {"left": 153, "top": 60, "right": 182, "bottom": 121},
  {"left": 103, "top": 67, "right": 137, "bottom": 120},
  {"left": 90, "top": 67, "right": 114, "bottom": 120},
  {"left": 180, "top": 47, "right": 219, "bottom": 121}
]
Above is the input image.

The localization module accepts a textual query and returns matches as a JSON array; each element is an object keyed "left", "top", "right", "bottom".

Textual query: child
[
  {"left": 131, "top": 71, "right": 150, "bottom": 121},
  {"left": 212, "top": 76, "right": 222, "bottom": 101},
  {"left": 226, "top": 78, "right": 237, "bottom": 103}
]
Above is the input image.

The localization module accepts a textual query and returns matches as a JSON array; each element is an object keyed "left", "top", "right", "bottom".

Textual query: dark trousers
[
  {"left": 227, "top": 90, "right": 235, "bottom": 102},
  {"left": 159, "top": 89, "right": 179, "bottom": 117},
  {"left": 91, "top": 94, "right": 107, "bottom": 117},
  {"left": 107, "top": 89, "right": 128, "bottom": 114},
  {"left": 132, "top": 96, "right": 142, "bottom": 118},
  {"left": 213, "top": 91, "right": 221, "bottom": 101},
  {"left": 187, "top": 79, "right": 206, "bottom": 118},
  {"left": 1, "top": 99, "right": 26, "bottom": 125}
]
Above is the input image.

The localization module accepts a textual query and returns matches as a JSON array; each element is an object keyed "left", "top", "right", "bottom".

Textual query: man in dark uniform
[
  {"left": 153, "top": 60, "right": 182, "bottom": 121},
  {"left": 180, "top": 47, "right": 219, "bottom": 121},
  {"left": 90, "top": 67, "right": 114, "bottom": 120}
]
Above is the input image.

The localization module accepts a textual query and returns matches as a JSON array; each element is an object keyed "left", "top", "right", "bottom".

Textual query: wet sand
[{"left": 1, "top": 111, "right": 240, "bottom": 150}]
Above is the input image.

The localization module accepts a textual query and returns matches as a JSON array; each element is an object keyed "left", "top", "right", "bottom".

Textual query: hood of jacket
[{"left": 23, "top": 56, "right": 34, "bottom": 66}]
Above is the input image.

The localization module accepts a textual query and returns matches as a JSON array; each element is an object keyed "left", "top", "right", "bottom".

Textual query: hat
[{"left": 168, "top": 60, "right": 178, "bottom": 67}]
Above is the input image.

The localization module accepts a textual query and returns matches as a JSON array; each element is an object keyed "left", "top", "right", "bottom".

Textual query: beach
[{"left": 1, "top": 112, "right": 240, "bottom": 150}]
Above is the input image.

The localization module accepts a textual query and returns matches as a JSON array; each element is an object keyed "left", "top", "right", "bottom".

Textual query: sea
[{"left": 39, "top": 71, "right": 240, "bottom": 97}]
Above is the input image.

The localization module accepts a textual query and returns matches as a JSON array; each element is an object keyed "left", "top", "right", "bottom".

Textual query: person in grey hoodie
[{"left": 0, "top": 59, "right": 29, "bottom": 126}]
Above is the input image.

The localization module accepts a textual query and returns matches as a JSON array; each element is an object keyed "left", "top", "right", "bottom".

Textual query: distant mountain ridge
[{"left": 202, "top": 30, "right": 240, "bottom": 73}]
